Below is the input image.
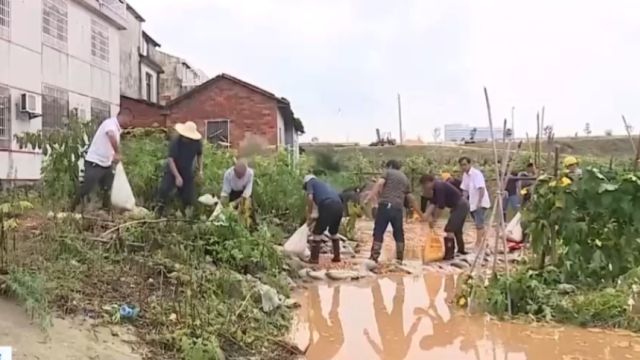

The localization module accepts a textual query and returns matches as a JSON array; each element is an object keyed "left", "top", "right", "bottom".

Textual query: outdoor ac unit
[{"left": 19, "top": 93, "right": 38, "bottom": 113}]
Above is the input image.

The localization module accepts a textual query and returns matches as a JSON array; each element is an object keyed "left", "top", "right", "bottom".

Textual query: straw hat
[{"left": 174, "top": 121, "right": 202, "bottom": 140}]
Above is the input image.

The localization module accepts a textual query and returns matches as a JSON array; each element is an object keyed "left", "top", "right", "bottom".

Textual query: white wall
[
  {"left": 119, "top": 8, "right": 142, "bottom": 99},
  {"left": 0, "top": 0, "right": 123, "bottom": 181}
]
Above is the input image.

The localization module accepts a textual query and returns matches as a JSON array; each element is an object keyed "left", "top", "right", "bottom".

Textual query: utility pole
[{"left": 397, "top": 93, "right": 403, "bottom": 144}]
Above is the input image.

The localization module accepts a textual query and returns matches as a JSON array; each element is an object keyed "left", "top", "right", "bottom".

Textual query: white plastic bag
[
  {"left": 198, "top": 194, "right": 218, "bottom": 207},
  {"left": 506, "top": 212, "right": 523, "bottom": 242},
  {"left": 110, "top": 163, "right": 136, "bottom": 211},
  {"left": 284, "top": 224, "right": 310, "bottom": 260}
]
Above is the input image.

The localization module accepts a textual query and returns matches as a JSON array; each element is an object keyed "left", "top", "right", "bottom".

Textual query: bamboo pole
[
  {"left": 634, "top": 132, "right": 640, "bottom": 172},
  {"left": 622, "top": 115, "right": 637, "bottom": 154},
  {"left": 467, "top": 87, "right": 512, "bottom": 315},
  {"left": 535, "top": 113, "right": 541, "bottom": 168}
]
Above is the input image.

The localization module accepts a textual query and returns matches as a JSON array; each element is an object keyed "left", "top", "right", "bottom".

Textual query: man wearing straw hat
[{"left": 156, "top": 121, "right": 203, "bottom": 216}]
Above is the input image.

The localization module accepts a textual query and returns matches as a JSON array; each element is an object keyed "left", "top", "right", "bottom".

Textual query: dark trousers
[
  {"left": 312, "top": 199, "right": 344, "bottom": 236},
  {"left": 71, "top": 160, "right": 114, "bottom": 211},
  {"left": 444, "top": 198, "right": 470, "bottom": 253},
  {"left": 371, "top": 202, "right": 404, "bottom": 261},
  {"left": 156, "top": 171, "right": 195, "bottom": 216}
]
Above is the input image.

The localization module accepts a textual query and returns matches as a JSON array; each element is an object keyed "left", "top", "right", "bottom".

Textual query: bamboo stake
[
  {"left": 634, "top": 132, "right": 640, "bottom": 172},
  {"left": 622, "top": 115, "right": 637, "bottom": 154},
  {"left": 535, "top": 113, "right": 541, "bottom": 168},
  {"left": 467, "top": 88, "right": 513, "bottom": 315}
]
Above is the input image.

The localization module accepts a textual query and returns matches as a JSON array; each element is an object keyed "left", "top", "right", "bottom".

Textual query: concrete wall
[
  {"left": 276, "top": 109, "right": 285, "bottom": 147},
  {"left": 119, "top": 7, "right": 142, "bottom": 99},
  {"left": 0, "top": 0, "right": 123, "bottom": 181},
  {"left": 154, "top": 50, "right": 206, "bottom": 103}
]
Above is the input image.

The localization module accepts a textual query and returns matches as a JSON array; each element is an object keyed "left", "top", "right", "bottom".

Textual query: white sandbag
[
  {"left": 110, "top": 163, "right": 136, "bottom": 211},
  {"left": 283, "top": 224, "right": 310, "bottom": 259},
  {"left": 506, "top": 212, "right": 523, "bottom": 242},
  {"left": 198, "top": 194, "right": 218, "bottom": 207}
]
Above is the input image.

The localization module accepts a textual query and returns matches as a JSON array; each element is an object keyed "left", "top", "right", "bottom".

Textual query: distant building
[
  {"left": 444, "top": 124, "right": 506, "bottom": 142},
  {"left": 153, "top": 50, "right": 208, "bottom": 104}
]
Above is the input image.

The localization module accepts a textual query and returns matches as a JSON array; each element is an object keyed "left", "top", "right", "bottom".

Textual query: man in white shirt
[
  {"left": 459, "top": 156, "right": 491, "bottom": 250},
  {"left": 221, "top": 159, "right": 254, "bottom": 205},
  {"left": 70, "top": 108, "right": 133, "bottom": 211}
]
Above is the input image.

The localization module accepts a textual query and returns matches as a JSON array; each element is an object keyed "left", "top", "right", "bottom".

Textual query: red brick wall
[
  {"left": 166, "top": 78, "right": 278, "bottom": 148},
  {"left": 121, "top": 96, "right": 167, "bottom": 128}
]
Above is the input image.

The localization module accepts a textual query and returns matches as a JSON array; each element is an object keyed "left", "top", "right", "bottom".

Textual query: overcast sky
[{"left": 132, "top": 0, "right": 640, "bottom": 143}]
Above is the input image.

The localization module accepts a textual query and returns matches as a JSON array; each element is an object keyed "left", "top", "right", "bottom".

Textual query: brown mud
[
  {"left": 0, "top": 298, "right": 141, "bottom": 360},
  {"left": 291, "top": 273, "right": 640, "bottom": 360}
]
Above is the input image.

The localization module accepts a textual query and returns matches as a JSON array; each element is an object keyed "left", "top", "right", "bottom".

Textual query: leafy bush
[{"left": 525, "top": 169, "right": 640, "bottom": 285}]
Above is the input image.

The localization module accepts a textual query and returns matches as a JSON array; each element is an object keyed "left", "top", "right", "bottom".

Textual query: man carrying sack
[
  {"left": 156, "top": 121, "right": 203, "bottom": 216},
  {"left": 220, "top": 159, "right": 256, "bottom": 225},
  {"left": 420, "top": 174, "right": 470, "bottom": 259},
  {"left": 70, "top": 108, "right": 133, "bottom": 211},
  {"left": 303, "top": 175, "right": 344, "bottom": 264}
]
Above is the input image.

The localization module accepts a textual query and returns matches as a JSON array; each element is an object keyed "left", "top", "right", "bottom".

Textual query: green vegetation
[
  {"left": 3, "top": 122, "right": 309, "bottom": 359},
  {"left": 458, "top": 168, "right": 640, "bottom": 332}
]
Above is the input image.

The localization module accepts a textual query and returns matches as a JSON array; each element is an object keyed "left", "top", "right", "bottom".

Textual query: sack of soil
[
  {"left": 284, "top": 224, "right": 311, "bottom": 260},
  {"left": 422, "top": 229, "right": 445, "bottom": 263}
]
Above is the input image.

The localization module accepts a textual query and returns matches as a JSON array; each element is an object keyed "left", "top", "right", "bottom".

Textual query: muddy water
[{"left": 291, "top": 274, "right": 640, "bottom": 360}]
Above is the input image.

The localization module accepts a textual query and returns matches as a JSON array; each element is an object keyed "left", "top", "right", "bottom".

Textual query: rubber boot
[
  {"left": 309, "top": 241, "right": 322, "bottom": 264},
  {"left": 331, "top": 238, "right": 341, "bottom": 263},
  {"left": 443, "top": 236, "right": 455, "bottom": 260},
  {"left": 396, "top": 242, "right": 405, "bottom": 264},
  {"left": 369, "top": 241, "right": 382, "bottom": 263}
]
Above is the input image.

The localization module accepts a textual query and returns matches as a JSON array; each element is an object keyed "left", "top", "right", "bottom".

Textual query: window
[
  {"left": 0, "top": 0, "right": 9, "bottom": 39},
  {"left": 145, "top": 72, "right": 152, "bottom": 102},
  {"left": 90, "top": 98, "right": 110, "bottom": 122},
  {"left": 0, "top": 86, "right": 10, "bottom": 149},
  {"left": 42, "top": 0, "right": 68, "bottom": 50},
  {"left": 42, "top": 85, "right": 69, "bottom": 136},
  {"left": 91, "top": 18, "right": 109, "bottom": 63},
  {"left": 206, "top": 120, "right": 230, "bottom": 147}
]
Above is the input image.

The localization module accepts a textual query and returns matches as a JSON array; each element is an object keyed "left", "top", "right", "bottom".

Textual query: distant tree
[
  {"left": 574, "top": 132, "right": 579, "bottom": 138},
  {"left": 604, "top": 129, "right": 613, "bottom": 136},
  {"left": 432, "top": 127, "right": 441, "bottom": 142},
  {"left": 584, "top": 123, "right": 592, "bottom": 136},
  {"left": 311, "top": 137, "right": 319, "bottom": 143},
  {"left": 543, "top": 125, "right": 554, "bottom": 142},
  {"left": 505, "top": 128, "right": 513, "bottom": 138}
]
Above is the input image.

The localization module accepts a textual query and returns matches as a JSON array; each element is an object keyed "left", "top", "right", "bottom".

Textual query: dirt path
[{"left": 0, "top": 298, "right": 142, "bottom": 360}]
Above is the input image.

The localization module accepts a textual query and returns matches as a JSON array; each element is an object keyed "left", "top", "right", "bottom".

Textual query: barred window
[
  {"left": 90, "top": 98, "right": 110, "bottom": 122},
  {"left": 42, "top": 0, "right": 68, "bottom": 49},
  {"left": 91, "top": 18, "right": 109, "bottom": 63},
  {"left": 206, "top": 119, "right": 230, "bottom": 147},
  {"left": 42, "top": 85, "right": 69, "bottom": 136},
  {"left": 0, "top": 0, "right": 10, "bottom": 39},
  {"left": 0, "top": 86, "right": 10, "bottom": 149}
]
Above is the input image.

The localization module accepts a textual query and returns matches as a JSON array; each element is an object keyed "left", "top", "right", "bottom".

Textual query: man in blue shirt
[{"left": 303, "top": 175, "right": 344, "bottom": 264}]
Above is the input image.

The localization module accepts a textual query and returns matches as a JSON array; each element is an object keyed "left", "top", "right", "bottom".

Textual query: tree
[
  {"left": 432, "top": 127, "right": 441, "bottom": 142},
  {"left": 469, "top": 128, "right": 477, "bottom": 141},
  {"left": 543, "top": 125, "right": 555, "bottom": 143},
  {"left": 604, "top": 129, "right": 613, "bottom": 136},
  {"left": 584, "top": 123, "right": 592, "bottom": 136},
  {"left": 505, "top": 128, "right": 513, "bottom": 139}
]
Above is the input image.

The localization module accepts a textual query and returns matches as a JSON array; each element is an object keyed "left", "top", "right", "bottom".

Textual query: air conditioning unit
[
  {"left": 19, "top": 93, "right": 38, "bottom": 112},
  {"left": 19, "top": 93, "right": 41, "bottom": 119}
]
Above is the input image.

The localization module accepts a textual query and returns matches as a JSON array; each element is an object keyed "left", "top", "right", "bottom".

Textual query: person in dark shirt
[
  {"left": 420, "top": 174, "right": 470, "bottom": 257},
  {"left": 502, "top": 170, "right": 520, "bottom": 221},
  {"left": 304, "top": 175, "right": 344, "bottom": 264},
  {"left": 156, "top": 121, "right": 203, "bottom": 216}
]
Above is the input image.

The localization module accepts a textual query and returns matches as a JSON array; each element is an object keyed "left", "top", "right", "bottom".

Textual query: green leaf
[{"left": 598, "top": 183, "right": 619, "bottom": 193}]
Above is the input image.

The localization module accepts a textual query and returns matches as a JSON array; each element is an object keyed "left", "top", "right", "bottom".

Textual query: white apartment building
[{"left": 0, "top": 0, "right": 126, "bottom": 182}]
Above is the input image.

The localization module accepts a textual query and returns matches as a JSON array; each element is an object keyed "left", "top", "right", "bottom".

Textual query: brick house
[{"left": 122, "top": 73, "right": 304, "bottom": 152}]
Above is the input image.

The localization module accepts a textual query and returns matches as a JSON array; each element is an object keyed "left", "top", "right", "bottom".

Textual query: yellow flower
[
  {"left": 457, "top": 297, "right": 467, "bottom": 307},
  {"left": 559, "top": 177, "right": 572, "bottom": 187}
]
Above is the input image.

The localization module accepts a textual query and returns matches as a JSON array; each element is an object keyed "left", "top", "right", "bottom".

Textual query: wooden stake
[{"left": 622, "top": 115, "right": 637, "bottom": 154}]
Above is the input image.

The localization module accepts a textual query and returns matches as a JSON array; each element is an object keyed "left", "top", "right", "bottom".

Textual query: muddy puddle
[{"left": 291, "top": 273, "right": 640, "bottom": 360}]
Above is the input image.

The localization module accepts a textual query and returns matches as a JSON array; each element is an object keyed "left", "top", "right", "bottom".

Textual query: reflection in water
[
  {"left": 364, "top": 278, "right": 421, "bottom": 359},
  {"left": 306, "top": 286, "right": 344, "bottom": 360},
  {"left": 292, "top": 274, "right": 640, "bottom": 360}
]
